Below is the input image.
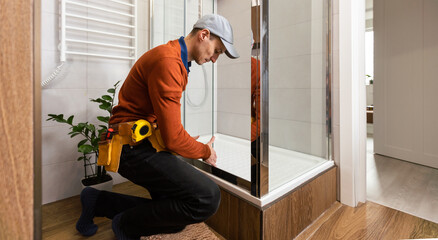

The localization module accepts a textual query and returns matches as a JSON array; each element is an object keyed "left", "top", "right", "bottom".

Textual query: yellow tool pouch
[
  {"left": 148, "top": 128, "right": 167, "bottom": 152},
  {"left": 97, "top": 135, "right": 123, "bottom": 172},
  {"left": 97, "top": 121, "right": 137, "bottom": 173},
  {"left": 97, "top": 120, "right": 173, "bottom": 173}
]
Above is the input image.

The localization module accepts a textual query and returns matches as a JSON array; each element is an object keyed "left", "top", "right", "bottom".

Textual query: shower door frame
[{"left": 149, "top": 0, "right": 333, "bottom": 199}]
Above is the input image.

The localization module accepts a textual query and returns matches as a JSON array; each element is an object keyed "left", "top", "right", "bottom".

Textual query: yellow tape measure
[{"left": 131, "top": 119, "right": 152, "bottom": 143}]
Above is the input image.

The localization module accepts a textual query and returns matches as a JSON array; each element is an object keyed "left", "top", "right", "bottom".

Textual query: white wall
[
  {"left": 374, "top": 0, "right": 438, "bottom": 169},
  {"left": 41, "top": 0, "right": 149, "bottom": 204}
]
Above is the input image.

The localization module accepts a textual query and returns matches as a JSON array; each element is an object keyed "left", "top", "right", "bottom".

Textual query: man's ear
[{"left": 199, "top": 29, "right": 210, "bottom": 41}]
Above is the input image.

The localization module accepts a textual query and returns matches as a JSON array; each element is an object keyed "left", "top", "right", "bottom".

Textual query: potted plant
[
  {"left": 366, "top": 75, "right": 374, "bottom": 107},
  {"left": 46, "top": 81, "right": 120, "bottom": 190}
]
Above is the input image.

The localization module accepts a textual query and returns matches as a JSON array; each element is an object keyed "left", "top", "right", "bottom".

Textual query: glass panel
[
  {"left": 151, "top": 0, "right": 185, "bottom": 48},
  {"left": 184, "top": 0, "right": 214, "bottom": 145},
  {"left": 268, "top": 0, "right": 330, "bottom": 191},
  {"left": 214, "top": 1, "right": 252, "bottom": 185}
]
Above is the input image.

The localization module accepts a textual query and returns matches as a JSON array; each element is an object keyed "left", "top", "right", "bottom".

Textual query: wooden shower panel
[{"left": 206, "top": 167, "right": 337, "bottom": 240}]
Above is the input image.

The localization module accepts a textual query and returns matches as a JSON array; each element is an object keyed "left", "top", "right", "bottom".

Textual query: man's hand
[{"left": 204, "top": 136, "right": 217, "bottom": 167}]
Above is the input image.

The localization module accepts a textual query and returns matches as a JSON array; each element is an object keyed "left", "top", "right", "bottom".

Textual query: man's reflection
[{"left": 251, "top": 45, "right": 261, "bottom": 195}]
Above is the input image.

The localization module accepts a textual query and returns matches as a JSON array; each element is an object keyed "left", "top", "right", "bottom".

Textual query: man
[{"left": 75, "top": 14, "right": 239, "bottom": 239}]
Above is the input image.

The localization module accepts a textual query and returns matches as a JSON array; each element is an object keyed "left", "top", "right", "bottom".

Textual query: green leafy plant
[
  {"left": 366, "top": 74, "right": 374, "bottom": 84},
  {"left": 46, "top": 81, "right": 120, "bottom": 186}
]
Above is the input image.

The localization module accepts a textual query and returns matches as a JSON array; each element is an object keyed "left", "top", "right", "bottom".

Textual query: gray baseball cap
[{"left": 193, "top": 14, "right": 240, "bottom": 59}]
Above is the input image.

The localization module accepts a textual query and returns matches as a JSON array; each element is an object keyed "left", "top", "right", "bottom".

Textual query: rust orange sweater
[
  {"left": 110, "top": 39, "right": 211, "bottom": 160},
  {"left": 251, "top": 57, "right": 261, "bottom": 142}
]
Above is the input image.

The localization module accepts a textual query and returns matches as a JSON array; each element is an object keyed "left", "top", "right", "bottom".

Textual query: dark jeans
[{"left": 94, "top": 139, "right": 221, "bottom": 238}]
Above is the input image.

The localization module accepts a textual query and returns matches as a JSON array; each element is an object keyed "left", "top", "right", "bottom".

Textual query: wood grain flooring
[
  {"left": 42, "top": 182, "right": 223, "bottom": 240},
  {"left": 296, "top": 201, "right": 438, "bottom": 240},
  {"left": 43, "top": 181, "right": 438, "bottom": 240},
  {"left": 367, "top": 136, "right": 438, "bottom": 223}
]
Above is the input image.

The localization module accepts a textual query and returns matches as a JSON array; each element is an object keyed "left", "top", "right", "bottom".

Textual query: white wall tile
[
  {"left": 185, "top": 112, "right": 213, "bottom": 137},
  {"left": 137, "top": 0, "right": 149, "bottom": 31},
  {"left": 270, "top": 21, "right": 311, "bottom": 59},
  {"left": 41, "top": 12, "right": 58, "bottom": 52},
  {"left": 310, "top": 88, "right": 326, "bottom": 124},
  {"left": 311, "top": 53, "right": 325, "bottom": 89},
  {"left": 217, "top": 0, "right": 249, "bottom": 26},
  {"left": 217, "top": 62, "right": 251, "bottom": 89},
  {"left": 312, "top": 0, "right": 324, "bottom": 20},
  {"left": 269, "top": 89, "right": 311, "bottom": 122},
  {"left": 41, "top": 0, "right": 58, "bottom": 14},
  {"left": 202, "top": 0, "right": 214, "bottom": 14},
  {"left": 217, "top": 0, "right": 251, "bottom": 65},
  {"left": 42, "top": 89, "right": 88, "bottom": 127},
  {"left": 270, "top": 0, "right": 311, "bottom": 29},
  {"left": 218, "top": 34, "right": 252, "bottom": 65},
  {"left": 42, "top": 160, "right": 84, "bottom": 204},
  {"left": 310, "top": 122, "right": 327, "bottom": 157},
  {"left": 185, "top": 88, "right": 212, "bottom": 114},
  {"left": 311, "top": 18, "right": 324, "bottom": 54},
  {"left": 217, "top": 88, "right": 250, "bottom": 115},
  {"left": 138, "top": 29, "right": 149, "bottom": 57},
  {"left": 269, "top": 118, "right": 310, "bottom": 153},
  {"left": 270, "top": 55, "right": 311, "bottom": 89},
  {"left": 41, "top": 50, "right": 59, "bottom": 86},
  {"left": 86, "top": 58, "right": 131, "bottom": 89},
  {"left": 217, "top": 112, "right": 250, "bottom": 140},
  {"left": 42, "top": 125, "right": 83, "bottom": 165},
  {"left": 41, "top": 52, "right": 88, "bottom": 89},
  {"left": 188, "top": 64, "right": 211, "bottom": 90}
]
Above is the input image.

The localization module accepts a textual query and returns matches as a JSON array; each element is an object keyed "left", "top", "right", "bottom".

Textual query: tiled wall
[
  {"left": 41, "top": 0, "right": 149, "bottom": 204},
  {"left": 217, "top": 0, "right": 252, "bottom": 140},
  {"left": 269, "top": 0, "right": 328, "bottom": 157}
]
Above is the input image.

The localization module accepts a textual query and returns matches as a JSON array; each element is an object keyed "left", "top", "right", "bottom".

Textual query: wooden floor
[
  {"left": 42, "top": 182, "right": 150, "bottom": 240},
  {"left": 296, "top": 201, "right": 438, "bottom": 240},
  {"left": 367, "top": 136, "right": 438, "bottom": 223},
  {"left": 43, "top": 182, "right": 438, "bottom": 240}
]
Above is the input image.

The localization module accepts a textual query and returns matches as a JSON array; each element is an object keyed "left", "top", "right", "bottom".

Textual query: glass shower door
[{"left": 267, "top": 0, "right": 331, "bottom": 191}]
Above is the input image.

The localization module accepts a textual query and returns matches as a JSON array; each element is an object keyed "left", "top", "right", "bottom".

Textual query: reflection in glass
[
  {"left": 267, "top": 0, "right": 330, "bottom": 191},
  {"left": 250, "top": 2, "right": 261, "bottom": 196}
]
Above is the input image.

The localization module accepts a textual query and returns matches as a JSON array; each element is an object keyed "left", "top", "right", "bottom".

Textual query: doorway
[{"left": 364, "top": 0, "right": 438, "bottom": 223}]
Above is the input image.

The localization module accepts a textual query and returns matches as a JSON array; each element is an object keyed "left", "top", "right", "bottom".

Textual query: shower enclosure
[{"left": 151, "top": 0, "right": 335, "bottom": 238}]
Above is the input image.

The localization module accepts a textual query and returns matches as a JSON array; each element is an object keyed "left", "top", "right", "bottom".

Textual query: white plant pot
[{"left": 81, "top": 177, "right": 114, "bottom": 192}]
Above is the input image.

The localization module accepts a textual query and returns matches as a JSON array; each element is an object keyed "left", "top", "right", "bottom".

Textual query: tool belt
[{"left": 97, "top": 120, "right": 169, "bottom": 173}]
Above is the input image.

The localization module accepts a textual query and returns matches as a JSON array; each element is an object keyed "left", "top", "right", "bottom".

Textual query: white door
[{"left": 374, "top": 0, "right": 438, "bottom": 169}]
